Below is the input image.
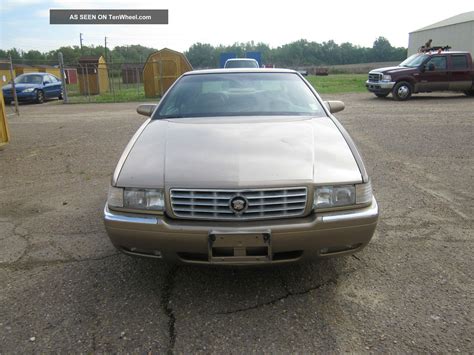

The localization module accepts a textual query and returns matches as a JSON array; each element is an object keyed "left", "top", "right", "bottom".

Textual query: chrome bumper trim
[
  {"left": 320, "top": 197, "right": 378, "bottom": 223},
  {"left": 365, "top": 80, "right": 395, "bottom": 90},
  {"left": 104, "top": 197, "right": 378, "bottom": 227},
  {"left": 104, "top": 205, "right": 158, "bottom": 225}
]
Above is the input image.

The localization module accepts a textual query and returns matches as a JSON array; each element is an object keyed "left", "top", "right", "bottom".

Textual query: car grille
[
  {"left": 368, "top": 73, "right": 382, "bottom": 82},
  {"left": 170, "top": 187, "right": 308, "bottom": 221}
]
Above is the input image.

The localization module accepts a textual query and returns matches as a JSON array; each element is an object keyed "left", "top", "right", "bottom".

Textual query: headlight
[
  {"left": 107, "top": 186, "right": 165, "bottom": 211},
  {"left": 22, "top": 88, "right": 35, "bottom": 93},
  {"left": 107, "top": 186, "right": 124, "bottom": 208},
  {"left": 313, "top": 181, "right": 372, "bottom": 210},
  {"left": 382, "top": 74, "right": 391, "bottom": 82}
]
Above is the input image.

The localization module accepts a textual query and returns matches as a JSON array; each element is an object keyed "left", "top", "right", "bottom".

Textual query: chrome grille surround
[
  {"left": 368, "top": 73, "right": 382, "bottom": 82},
  {"left": 170, "top": 187, "right": 308, "bottom": 221}
]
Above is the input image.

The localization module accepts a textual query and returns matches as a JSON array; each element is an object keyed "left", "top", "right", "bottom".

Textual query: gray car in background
[{"left": 224, "top": 58, "right": 259, "bottom": 68}]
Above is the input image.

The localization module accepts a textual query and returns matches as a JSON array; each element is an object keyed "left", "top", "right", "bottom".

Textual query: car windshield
[
  {"left": 155, "top": 72, "right": 326, "bottom": 119},
  {"left": 225, "top": 60, "right": 259, "bottom": 68},
  {"left": 14, "top": 74, "right": 43, "bottom": 84},
  {"left": 399, "top": 54, "right": 429, "bottom": 68}
]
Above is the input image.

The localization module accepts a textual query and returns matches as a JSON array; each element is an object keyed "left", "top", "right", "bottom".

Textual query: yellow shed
[
  {"left": 0, "top": 89, "right": 10, "bottom": 148},
  {"left": 36, "top": 65, "right": 61, "bottom": 78},
  {"left": 14, "top": 64, "right": 37, "bottom": 75},
  {"left": 0, "top": 60, "right": 13, "bottom": 87},
  {"left": 143, "top": 48, "right": 193, "bottom": 97},
  {"left": 77, "top": 56, "right": 110, "bottom": 95}
]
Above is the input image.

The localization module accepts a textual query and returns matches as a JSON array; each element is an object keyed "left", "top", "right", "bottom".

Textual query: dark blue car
[{"left": 2, "top": 72, "right": 63, "bottom": 104}]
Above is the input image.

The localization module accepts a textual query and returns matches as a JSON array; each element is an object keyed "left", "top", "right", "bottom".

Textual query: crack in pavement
[
  {"left": 213, "top": 278, "right": 338, "bottom": 316},
  {"left": 161, "top": 265, "right": 178, "bottom": 355},
  {"left": 0, "top": 252, "right": 121, "bottom": 271}
]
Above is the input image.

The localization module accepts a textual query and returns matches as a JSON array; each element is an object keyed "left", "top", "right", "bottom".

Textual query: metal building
[{"left": 408, "top": 12, "right": 474, "bottom": 55}]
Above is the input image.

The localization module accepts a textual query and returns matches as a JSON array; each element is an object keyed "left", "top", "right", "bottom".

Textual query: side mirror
[
  {"left": 136, "top": 104, "right": 156, "bottom": 117},
  {"left": 324, "top": 100, "right": 345, "bottom": 114},
  {"left": 428, "top": 63, "right": 435, "bottom": 71},
  {"left": 43, "top": 81, "right": 50, "bottom": 85}
]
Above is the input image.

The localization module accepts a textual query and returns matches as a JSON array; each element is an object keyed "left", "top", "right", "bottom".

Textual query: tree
[
  {"left": 372, "top": 37, "right": 393, "bottom": 62},
  {"left": 185, "top": 43, "right": 217, "bottom": 68},
  {"left": 1, "top": 38, "right": 408, "bottom": 67}
]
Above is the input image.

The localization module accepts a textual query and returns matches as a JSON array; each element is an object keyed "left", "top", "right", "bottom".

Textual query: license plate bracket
[{"left": 208, "top": 231, "right": 272, "bottom": 263}]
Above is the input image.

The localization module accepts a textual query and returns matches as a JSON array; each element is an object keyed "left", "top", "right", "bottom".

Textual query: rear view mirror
[
  {"left": 137, "top": 104, "right": 156, "bottom": 117},
  {"left": 324, "top": 100, "right": 345, "bottom": 114}
]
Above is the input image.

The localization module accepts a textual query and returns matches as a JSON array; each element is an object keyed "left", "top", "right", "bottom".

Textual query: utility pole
[
  {"left": 104, "top": 36, "right": 108, "bottom": 62},
  {"left": 79, "top": 33, "right": 83, "bottom": 51},
  {"left": 58, "top": 52, "right": 69, "bottom": 104}
]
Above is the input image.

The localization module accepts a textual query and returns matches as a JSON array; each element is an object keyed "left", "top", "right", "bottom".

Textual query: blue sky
[{"left": 1, "top": 0, "right": 473, "bottom": 52}]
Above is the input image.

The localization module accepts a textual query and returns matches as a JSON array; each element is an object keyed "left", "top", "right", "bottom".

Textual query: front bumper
[
  {"left": 365, "top": 80, "right": 395, "bottom": 94},
  {"left": 3, "top": 90, "right": 36, "bottom": 102},
  {"left": 104, "top": 197, "right": 379, "bottom": 265}
]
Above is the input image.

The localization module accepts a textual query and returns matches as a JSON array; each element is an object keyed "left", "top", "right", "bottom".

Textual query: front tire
[
  {"left": 36, "top": 90, "right": 44, "bottom": 104},
  {"left": 375, "top": 93, "right": 389, "bottom": 98},
  {"left": 392, "top": 81, "right": 412, "bottom": 101}
]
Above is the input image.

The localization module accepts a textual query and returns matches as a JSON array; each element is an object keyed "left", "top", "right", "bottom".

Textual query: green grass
[
  {"left": 67, "top": 86, "right": 153, "bottom": 103},
  {"left": 66, "top": 77, "right": 155, "bottom": 103},
  {"left": 306, "top": 74, "right": 367, "bottom": 94}
]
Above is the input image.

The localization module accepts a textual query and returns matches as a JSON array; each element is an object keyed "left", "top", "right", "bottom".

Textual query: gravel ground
[{"left": 0, "top": 93, "right": 472, "bottom": 353}]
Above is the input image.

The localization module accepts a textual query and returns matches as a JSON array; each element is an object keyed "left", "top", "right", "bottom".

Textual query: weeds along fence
[{"left": 66, "top": 60, "right": 149, "bottom": 103}]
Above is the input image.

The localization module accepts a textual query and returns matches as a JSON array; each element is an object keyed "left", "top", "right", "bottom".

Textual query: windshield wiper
[{"left": 158, "top": 114, "right": 186, "bottom": 119}]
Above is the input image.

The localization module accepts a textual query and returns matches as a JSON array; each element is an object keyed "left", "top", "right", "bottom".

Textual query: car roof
[
  {"left": 18, "top": 72, "right": 48, "bottom": 76},
  {"left": 184, "top": 68, "right": 298, "bottom": 75},
  {"left": 225, "top": 58, "right": 258, "bottom": 61}
]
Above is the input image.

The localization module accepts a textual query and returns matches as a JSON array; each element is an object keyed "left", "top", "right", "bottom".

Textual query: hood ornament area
[{"left": 229, "top": 195, "right": 249, "bottom": 215}]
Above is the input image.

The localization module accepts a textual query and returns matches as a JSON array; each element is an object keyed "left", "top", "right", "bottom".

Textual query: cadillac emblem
[{"left": 229, "top": 195, "right": 248, "bottom": 214}]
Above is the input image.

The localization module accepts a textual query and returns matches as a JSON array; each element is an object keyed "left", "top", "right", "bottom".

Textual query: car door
[
  {"left": 52, "top": 75, "right": 62, "bottom": 96},
  {"left": 42, "top": 75, "right": 59, "bottom": 98},
  {"left": 449, "top": 54, "right": 472, "bottom": 91},
  {"left": 417, "top": 55, "right": 449, "bottom": 92},
  {"left": 42, "top": 75, "right": 54, "bottom": 98}
]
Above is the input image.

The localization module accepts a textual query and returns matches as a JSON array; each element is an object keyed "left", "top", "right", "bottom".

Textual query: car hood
[
  {"left": 2, "top": 83, "right": 39, "bottom": 91},
  {"left": 116, "top": 116, "right": 362, "bottom": 189},
  {"left": 370, "top": 66, "right": 416, "bottom": 75}
]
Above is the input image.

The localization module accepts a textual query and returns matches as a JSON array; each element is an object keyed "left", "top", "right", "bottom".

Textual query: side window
[
  {"left": 48, "top": 75, "right": 58, "bottom": 82},
  {"left": 426, "top": 56, "right": 447, "bottom": 71},
  {"left": 451, "top": 55, "right": 468, "bottom": 70}
]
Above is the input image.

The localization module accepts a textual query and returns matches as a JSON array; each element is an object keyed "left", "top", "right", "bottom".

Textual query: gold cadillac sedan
[{"left": 104, "top": 69, "right": 378, "bottom": 265}]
